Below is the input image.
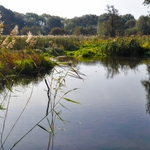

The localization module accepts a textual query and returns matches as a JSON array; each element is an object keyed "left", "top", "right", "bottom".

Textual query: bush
[
  {"left": 105, "top": 37, "right": 147, "bottom": 57},
  {"left": 13, "top": 59, "right": 34, "bottom": 74}
]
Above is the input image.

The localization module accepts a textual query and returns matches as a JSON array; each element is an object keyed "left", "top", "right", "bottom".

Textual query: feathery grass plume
[
  {"left": 0, "top": 12, "right": 4, "bottom": 36},
  {"left": 26, "top": 31, "right": 36, "bottom": 48},
  {"left": 10, "top": 25, "right": 19, "bottom": 36},
  {"left": 0, "top": 22, "right": 4, "bottom": 35},
  {"left": 26, "top": 31, "right": 33, "bottom": 43},
  {"left": 1, "top": 36, "right": 16, "bottom": 49},
  {"left": 1, "top": 36, "right": 9, "bottom": 47},
  {"left": 7, "top": 38, "right": 16, "bottom": 49}
]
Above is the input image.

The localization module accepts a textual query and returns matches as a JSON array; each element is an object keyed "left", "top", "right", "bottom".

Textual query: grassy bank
[
  {"left": 66, "top": 36, "right": 150, "bottom": 57},
  {"left": 0, "top": 49, "right": 54, "bottom": 75},
  {"left": 1, "top": 35, "right": 150, "bottom": 77}
]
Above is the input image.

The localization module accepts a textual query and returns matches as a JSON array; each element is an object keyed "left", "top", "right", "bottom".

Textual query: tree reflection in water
[
  {"left": 101, "top": 57, "right": 150, "bottom": 114},
  {"left": 80, "top": 57, "right": 150, "bottom": 114},
  {"left": 100, "top": 57, "right": 142, "bottom": 79},
  {"left": 141, "top": 63, "right": 150, "bottom": 114}
]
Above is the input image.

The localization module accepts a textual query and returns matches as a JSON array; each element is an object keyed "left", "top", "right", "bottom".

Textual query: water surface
[{"left": 0, "top": 57, "right": 150, "bottom": 150}]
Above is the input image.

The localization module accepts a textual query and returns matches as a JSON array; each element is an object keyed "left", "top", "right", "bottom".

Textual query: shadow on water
[{"left": 0, "top": 57, "right": 150, "bottom": 149}]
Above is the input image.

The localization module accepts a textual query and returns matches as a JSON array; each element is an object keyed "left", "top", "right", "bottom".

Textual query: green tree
[
  {"left": 136, "top": 15, "right": 150, "bottom": 35},
  {"left": 64, "top": 19, "right": 75, "bottom": 34},
  {"left": 98, "top": 13, "right": 110, "bottom": 36},
  {"left": 21, "top": 26, "right": 41, "bottom": 35},
  {"left": 50, "top": 27, "right": 65, "bottom": 35},
  {"left": 73, "top": 26, "right": 86, "bottom": 35},
  {"left": 0, "top": 5, "right": 14, "bottom": 34},
  {"left": 46, "top": 17, "right": 63, "bottom": 33},
  {"left": 64, "top": 15, "right": 98, "bottom": 35},
  {"left": 125, "top": 19, "right": 136, "bottom": 29},
  {"left": 86, "top": 26, "right": 97, "bottom": 35},
  {"left": 24, "top": 13, "right": 40, "bottom": 27},
  {"left": 121, "top": 14, "right": 135, "bottom": 30},
  {"left": 97, "top": 22, "right": 106, "bottom": 36},
  {"left": 98, "top": 13, "right": 110, "bottom": 22},
  {"left": 125, "top": 27, "right": 138, "bottom": 36},
  {"left": 104, "top": 5, "right": 124, "bottom": 37},
  {"left": 13, "top": 12, "right": 25, "bottom": 32}
]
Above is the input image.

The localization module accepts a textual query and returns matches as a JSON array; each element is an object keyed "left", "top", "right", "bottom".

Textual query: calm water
[{"left": 0, "top": 57, "right": 150, "bottom": 150}]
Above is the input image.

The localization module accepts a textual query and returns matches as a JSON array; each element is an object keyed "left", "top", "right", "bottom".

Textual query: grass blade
[
  {"left": 38, "top": 124, "right": 50, "bottom": 133},
  {"left": 63, "top": 97, "right": 81, "bottom": 104}
]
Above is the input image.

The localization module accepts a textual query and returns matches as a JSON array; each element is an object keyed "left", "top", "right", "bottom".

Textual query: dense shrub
[{"left": 105, "top": 37, "right": 149, "bottom": 57}]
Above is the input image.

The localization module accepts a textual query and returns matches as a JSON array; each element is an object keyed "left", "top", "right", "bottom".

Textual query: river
[{"left": 0, "top": 57, "right": 150, "bottom": 150}]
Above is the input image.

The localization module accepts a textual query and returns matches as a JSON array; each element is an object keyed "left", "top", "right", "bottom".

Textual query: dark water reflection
[{"left": 1, "top": 57, "right": 150, "bottom": 150}]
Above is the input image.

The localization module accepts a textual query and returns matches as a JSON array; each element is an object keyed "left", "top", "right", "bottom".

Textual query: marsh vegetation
[{"left": 1, "top": 35, "right": 150, "bottom": 76}]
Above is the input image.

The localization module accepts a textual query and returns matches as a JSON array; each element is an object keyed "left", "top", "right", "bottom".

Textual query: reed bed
[{"left": 1, "top": 26, "right": 150, "bottom": 76}]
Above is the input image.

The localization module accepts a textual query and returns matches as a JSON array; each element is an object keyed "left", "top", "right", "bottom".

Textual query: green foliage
[
  {"left": 125, "top": 27, "right": 138, "bottom": 36},
  {"left": 13, "top": 59, "right": 34, "bottom": 74},
  {"left": 13, "top": 37, "right": 27, "bottom": 50},
  {"left": 1, "top": 5, "right": 150, "bottom": 37},
  {"left": 136, "top": 15, "right": 150, "bottom": 35},
  {"left": 40, "top": 54, "right": 54, "bottom": 70},
  {"left": 73, "top": 26, "right": 97, "bottom": 36},
  {"left": 66, "top": 36, "right": 150, "bottom": 58},
  {"left": 64, "top": 14, "right": 98, "bottom": 34},
  {"left": 66, "top": 37, "right": 107, "bottom": 57},
  {"left": 21, "top": 26, "right": 41, "bottom": 35},
  {"left": 81, "top": 49, "right": 96, "bottom": 57},
  {"left": 34, "top": 37, "right": 50, "bottom": 50},
  {"left": 63, "top": 97, "right": 81, "bottom": 104},
  {"left": 49, "top": 36, "right": 79, "bottom": 51},
  {"left": 104, "top": 37, "right": 148, "bottom": 57},
  {"left": 102, "top": 5, "right": 124, "bottom": 37},
  {"left": 49, "top": 27, "right": 65, "bottom": 35},
  {"left": 0, "top": 47, "right": 54, "bottom": 76}
]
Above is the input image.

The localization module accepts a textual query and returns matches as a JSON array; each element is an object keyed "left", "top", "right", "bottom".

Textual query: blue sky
[{"left": 0, "top": 0, "right": 149, "bottom": 19}]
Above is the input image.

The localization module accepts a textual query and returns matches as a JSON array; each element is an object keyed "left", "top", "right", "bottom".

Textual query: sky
[{"left": 0, "top": 0, "right": 149, "bottom": 19}]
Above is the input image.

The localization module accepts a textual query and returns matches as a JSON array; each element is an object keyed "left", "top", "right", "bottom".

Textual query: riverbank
[{"left": 0, "top": 35, "right": 150, "bottom": 77}]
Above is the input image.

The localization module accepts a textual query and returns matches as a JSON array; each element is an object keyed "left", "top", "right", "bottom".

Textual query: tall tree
[
  {"left": 50, "top": 27, "right": 65, "bottom": 35},
  {"left": 103, "top": 5, "right": 123, "bottom": 37},
  {"left": 136, "top": 15, "right": 150, "bottom": 35},
  {"left": 64, "top": 15, "right": 98, "bottom": 35},
  {"left": 46, "top": 17, "right": 63, "bottom": 31},
  {"left": 143, "top": 0, "right": 150, "bottom": 5},
  {"left": 98, "top": 13, "right": 110, "bottom": 22},
  {"left": 0, "top": 5, "right": 16, "bottom": 34},
  {"left": 24, "top": 13, "right": 40, "bottom": 27}
]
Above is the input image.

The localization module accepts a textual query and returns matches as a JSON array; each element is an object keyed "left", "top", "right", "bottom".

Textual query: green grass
[{"left": 0, "top": 49, "right": 54, "bottom": 76}]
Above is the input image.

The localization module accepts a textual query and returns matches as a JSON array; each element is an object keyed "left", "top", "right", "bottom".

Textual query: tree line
[{"left": 0, "top": 4, "right": 150, "bottom": 37}]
